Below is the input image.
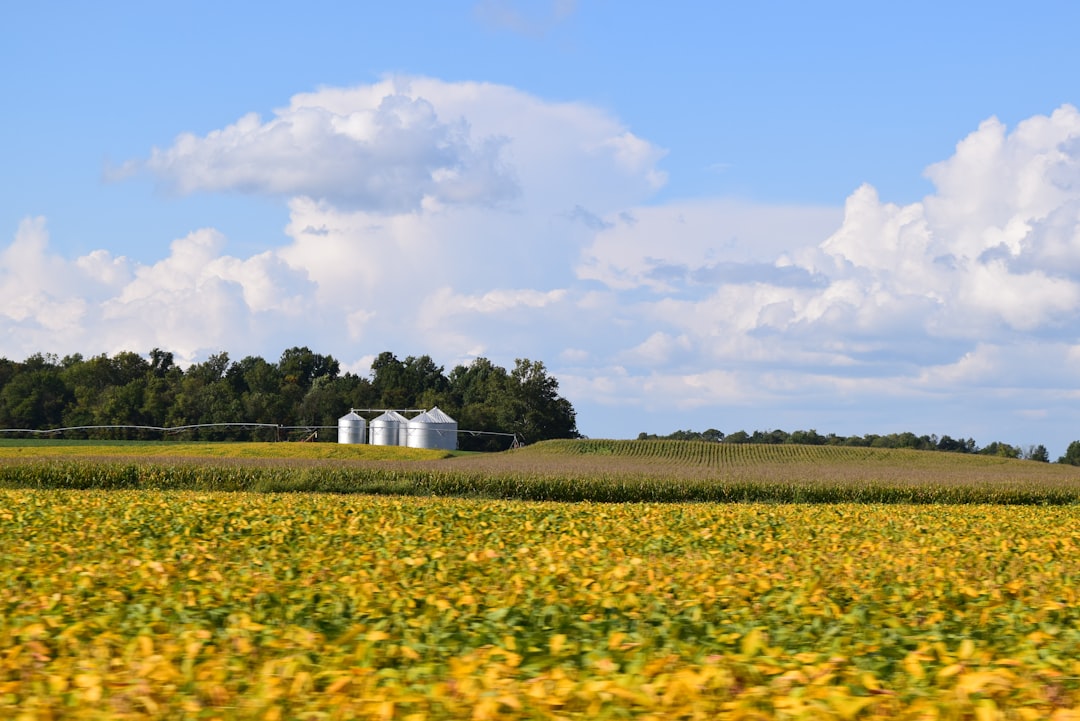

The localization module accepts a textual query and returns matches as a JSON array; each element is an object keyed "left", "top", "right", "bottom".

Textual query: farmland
[
  {"left": 3, "top": 441, "right": 1080, "bottom": 718},
  {"left": 2, "top": 438, "right": 1080, "bottom": 504}
]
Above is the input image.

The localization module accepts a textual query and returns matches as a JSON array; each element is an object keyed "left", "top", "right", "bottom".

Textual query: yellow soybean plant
[{"left": 3, "top": 490, "right": 1080, "bottom": 719}]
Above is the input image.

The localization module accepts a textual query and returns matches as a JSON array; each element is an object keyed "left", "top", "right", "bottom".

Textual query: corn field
[{"left": 3, "top": 439, "right": 1079, "bottom": 504}]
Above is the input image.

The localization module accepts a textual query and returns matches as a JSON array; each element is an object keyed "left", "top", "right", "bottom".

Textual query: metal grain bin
[
  {"left": 406, "top": 407, "right": 458, "bottom": 451},
  {"left": 369, "top": 410, "right": 408, "bottom": 446},
  {"left": 337, "top": 411, "right": 367, "bottom": 445}
]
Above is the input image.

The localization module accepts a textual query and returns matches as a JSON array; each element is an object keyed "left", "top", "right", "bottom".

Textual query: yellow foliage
[{"left": 3, "top": 490, "right": 1080, "bottom": 718}]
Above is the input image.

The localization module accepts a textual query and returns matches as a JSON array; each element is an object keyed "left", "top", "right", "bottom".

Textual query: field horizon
[{"left": 2, "top": 437, "right": 1079, "bottom": 504}]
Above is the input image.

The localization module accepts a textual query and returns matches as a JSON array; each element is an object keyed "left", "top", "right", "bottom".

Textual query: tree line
[
  {"left": 0, "top": 348, "right": 578, "bottom": 450},
  {"left": 637, "top": 428, "right": 1071, "bottom": 464}
]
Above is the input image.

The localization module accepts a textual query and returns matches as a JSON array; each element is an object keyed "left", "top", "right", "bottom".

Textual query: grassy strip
[
  {"left": 1, "top": 459, "right": 1078, "bottom": 504},
  {"left": 0, "top": 440, "right": 450, "bottom": 461}
]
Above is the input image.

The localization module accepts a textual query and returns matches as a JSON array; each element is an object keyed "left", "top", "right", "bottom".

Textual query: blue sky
[{"left": 4, "top": 1, "right": 1080, "bottom": 454}]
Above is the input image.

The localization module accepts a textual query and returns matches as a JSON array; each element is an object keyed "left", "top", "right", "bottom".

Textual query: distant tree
[
  {"left": 1023, "top": 444, "right": 1050, "bottom": 462},
  {"left": 227, "top": 356, "right": 286, "bottom": 424},
  {"left": 937, "top": 435, "right": 977, "bottom": 453},
  {"left": 750, "top": 429, "right": 790, "bottom": 444},
  {"left": 701, "top": 428, "right": 724, "bottom": 442},
  {"left": 371, "top": 351, "right": 409, "bottom": 408},
  {"left": 148, "top": 348, "right": 175, "bottom": 377},
  {"left": 447, "top": 358, "right": 511, "bottom": 450},
  {"left": 788, "top": 429, "right": 825, "bottom": 445},
  {"left": 0, "top": 354, "right": 71, "bottom": 430},
  {"left": 402, "top": 355, "right": 449, "bottom": 409},
  {"left": 502, "top": 359, "right": 578, "bottom": 443},
  {"left": 169, "top": 352, "right": 241, "bottom": 438},
  {"left": 1058, "top": 441, "right": 1080, "bottom": 465},
  {"left": 978, "top": 441, "right": 1021, "bottom": 459},
  {"left": 636, "top": 429, "right": 724, "bottom": 442},
  {"left": 278, "top": 346, "right": 339, "bottom": 389}
]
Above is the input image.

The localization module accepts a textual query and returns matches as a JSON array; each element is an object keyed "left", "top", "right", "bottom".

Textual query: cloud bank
[{"left": 5, "top": 77, "right": 1080, "bottom": 444}]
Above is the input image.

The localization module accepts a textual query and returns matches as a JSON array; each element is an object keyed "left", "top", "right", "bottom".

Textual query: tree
[
  {"left": 1024, "top": 444, "right": 1050, "bottom": 462},
  {"left": 978, "top": 441, "right": 1020, "bottom": 459},
  {"left": 1058, "top": 441, "right": 1080, "bottom": 465},
  {"left": 227, "top": 356, "right": 286, "bottom": 424},
  {"left": 371, "top": 352, "right": 408, "bottom": 408},
  {"left": 149, "top": 348, "right": 175, "bottom": 377},
  {"left": 169, "top": 352, "right": 241, "bottom": 438},
  {"left": 502, "top": 359, "right": 578, "bottom": 443},
  {"left": 447, "top": 358, "right": 512, "bottom": 450},
  {"left": 278, "top": 346, "right": 339, "bottom": 389},
  {"left": 788, "top": 429, "right": 825, "bottom": 445},
  {"left": 0, "top": 354, "right": 71, "bottom": 430}
]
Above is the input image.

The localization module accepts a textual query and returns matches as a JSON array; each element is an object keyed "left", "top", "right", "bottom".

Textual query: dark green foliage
[
  {"left": 0, "top": 348, "right": 578, "bottom": 445},
  {"left": 1059, "top": 441, "right": 1080, "bottom": 465},
  {"left": 638, "top": 428, "right": 725, "bottom": 442},
  {"left": 642, "top": 427, "right": 1041, "bottom": 460},
  {"left": 978, "top": 441, "right": 1021, "bottom": 458},
  {"left": 1025, "top": 444, "right": 1050, "bottom": 462}
]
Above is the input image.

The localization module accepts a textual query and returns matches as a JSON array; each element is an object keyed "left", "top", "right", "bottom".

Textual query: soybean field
[{"left": 3, "top": 439, "right": 1080, "bottom": 719}]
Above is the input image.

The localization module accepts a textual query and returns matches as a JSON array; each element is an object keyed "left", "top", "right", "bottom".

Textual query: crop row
[
  {"left": 546, "top": 439, "right": 875, "bottom": 465},
  {"left": 1, "top": 457, "right": 1079, "bottom": 505},
  {"left": 4, "top": 490, "right": 1080, "bottom": 718}
]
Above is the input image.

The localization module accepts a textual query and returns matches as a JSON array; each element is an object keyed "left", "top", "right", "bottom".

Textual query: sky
[{"left": 4, "top": 1, "right": 1080, "bottom": 454}]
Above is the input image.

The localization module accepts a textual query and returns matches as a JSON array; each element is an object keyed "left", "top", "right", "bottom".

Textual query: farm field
[
  {"left": 3, "top": 490, "right": 1080, "bottom": 719},
  {"left": 3, "top": 440, "right": 1080, "bottom": 718},
  {"left": 2, "top": 438, "right": 1080, "bottom": 504}
]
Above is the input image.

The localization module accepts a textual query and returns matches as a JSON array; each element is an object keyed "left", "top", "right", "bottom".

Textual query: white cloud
[
  {"left": 422, "top": 287, "right": 567, "bottom": 320},
  {"left": 577, "top": 199, "right": 841, "bottom": 291},
  {"left": 0, "top": 221, "right": 315, "bottom": 364},
  {"left": 143, "top": 91, "right": 519, "bottom": 213},
  {"left": 138, "top": 76, "right": 664, "bottom": 220},
  {"left": 619, "top": 331, "right": 693, "bottom": 367},
  {"left": 0, "top": 218, "right": 104, "bottom": 335}
]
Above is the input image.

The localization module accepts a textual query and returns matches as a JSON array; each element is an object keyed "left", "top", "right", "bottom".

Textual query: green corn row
[{"left": 1, "top": 459, "right": 1079, "bottom": 505}]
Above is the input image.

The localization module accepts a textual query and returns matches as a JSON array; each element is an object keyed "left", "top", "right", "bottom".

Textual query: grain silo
[
  {"left": 406, "top": 407, "right": 458, "bottom": 450},
  {"left": 369, "top": 410, "right": 408, "bottom": 446},
  {"left": 337, "top": 411, "right": 366, "bottom": 445}
]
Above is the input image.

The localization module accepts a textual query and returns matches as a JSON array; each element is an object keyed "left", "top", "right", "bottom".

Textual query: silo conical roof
[{"left": 422, "top": 406, "right": 455, "bottom": 423}]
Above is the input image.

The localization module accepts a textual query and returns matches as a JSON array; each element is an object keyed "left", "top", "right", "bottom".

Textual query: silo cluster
[{"left": 337, "top": 407, "right": 458, "bottom": 450}]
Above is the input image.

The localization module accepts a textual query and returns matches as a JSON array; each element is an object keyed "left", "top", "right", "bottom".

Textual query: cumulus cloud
[
  {"left": 549, "top": 104, "right": 1080, "bottom": 447},
  {"left": 136, "top": 75, "right": 664, "bottom": 219},
  {"left": 142, "top": 94, "right": 519, "bottom": 212},
  {"left": 578, "top": 106, "right": 1080, "bottom": 374},
  {"left": 7, "top": 76, "right": 668, "bottom": 367},
  {"left": 0, "top": 221, "right": 314, "bottom": 364}
]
